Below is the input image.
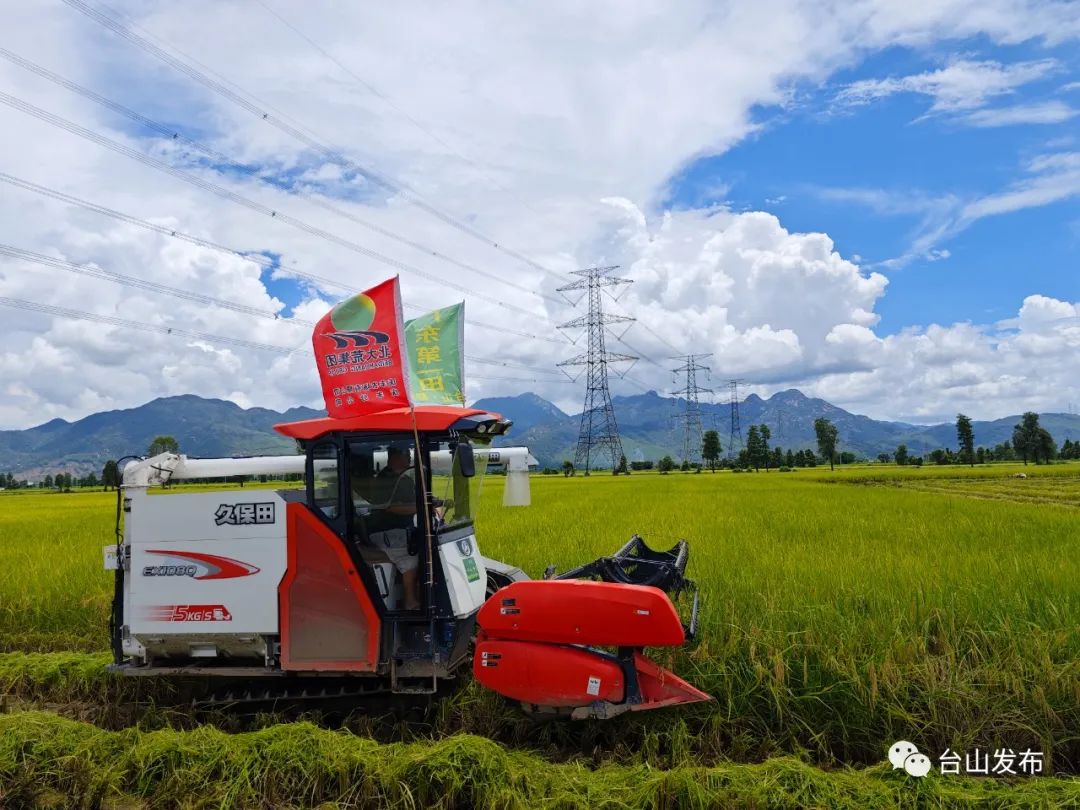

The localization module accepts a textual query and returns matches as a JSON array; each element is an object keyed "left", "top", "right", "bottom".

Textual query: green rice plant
[
  {"left": 1, "top": 470, "right": 1079, "bottom": 773},
  {"left": 0, "top": 490, "right": 115, "bottom": 651},
  {"left": 0, "top": 651, "right": 113, "bottom": 702}
]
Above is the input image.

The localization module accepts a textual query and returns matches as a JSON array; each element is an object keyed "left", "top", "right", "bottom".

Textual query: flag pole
[
  {"left": 397, "top": 278, "right": 435, "bottom": 607},
  {"left": 411, "top": 404, "right": 435, "bottom": 605}
]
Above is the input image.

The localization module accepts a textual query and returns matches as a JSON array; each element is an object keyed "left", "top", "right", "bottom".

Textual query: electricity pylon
[
  {"left": 727, "top": 379, "right": 745, "bottom": 459},
  {"left": 556, "top": 266, "right": 637, "bottom": 473},
  {"left": 671, "top": 354, "right": 712, "bottom": 465}
]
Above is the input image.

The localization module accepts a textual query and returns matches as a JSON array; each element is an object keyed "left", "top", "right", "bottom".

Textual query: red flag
[{"left": 313, "top": 277, "right": 412, "bottom": 418}]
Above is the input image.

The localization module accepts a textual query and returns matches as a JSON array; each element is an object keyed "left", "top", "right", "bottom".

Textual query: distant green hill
[
  {"left": 483, "top": 388, "right": 1080, "bottom": 469},
  {"left": 2, "top": 390, "right": 1077, "bottom": 479},
  {"left": 469, "top": 392, "right": 568, "bottom": 434},
  {"left": 0, "top": 395, "right": 321, "bottom": 480}
]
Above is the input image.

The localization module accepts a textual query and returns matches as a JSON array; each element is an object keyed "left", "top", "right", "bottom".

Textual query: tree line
[
  {"left": 551, "top": 410, "right": 1077, "bottom": 475},
  {"left": 1, "top": 434, "right": 180, "bottom": 491},
  {"left": 886, "top": 412, "right": 1069, "bottom": 467},
  {"left": 649, "top": 419, "right": 845, "bottom": 473}
]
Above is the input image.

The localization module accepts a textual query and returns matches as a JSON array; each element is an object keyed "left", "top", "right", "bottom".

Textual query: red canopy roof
[{"left": 274, "top": 405, "right": 504, "bottom": 440}]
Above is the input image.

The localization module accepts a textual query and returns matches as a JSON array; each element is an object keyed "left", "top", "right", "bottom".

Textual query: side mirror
[{"left": 457, "top": 441, "right": 476, "bottom": 478}]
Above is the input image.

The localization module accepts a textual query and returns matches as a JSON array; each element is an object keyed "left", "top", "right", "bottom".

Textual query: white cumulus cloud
[{"left": 0, "top": 0, "right": 1077, "bottom": 432}]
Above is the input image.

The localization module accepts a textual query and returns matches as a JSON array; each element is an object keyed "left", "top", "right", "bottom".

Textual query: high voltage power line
[
  {"left": 239, "top": 3, "right": 686, "bottom": 368},
  {"left": 249, "top": 0, "right": 549, "bottom": 222},
  {"left": 0, "top": 46, "right": 564, "bottom": 308},
  {"left": 0, "top": 92, "right": 675, "bottom": 386},
  {"left": 61, "top": 0, "right": 570, "bottom": 286},
  {"left": 0, "top": 295, "right": 304, "bottom": 354},
  {"left": 0, "top": 90, "right": 553, "bottom": 320},
  {"left": 1, "top": 244, "right": 298, "bottom": 325},
  {"left": 0, "top": 53, "right": 564, "bottom": 313},
  {"left": 0, "top": 296, "right": 574, "bottom": 387},
  {"left": 0, "top": 243, "right": 563, "bottom": 378},
  {"left": 63, "top": 0, "right": 691, "bottom": 375},
  {"left": 0, "top": 172, "right": 565, "bottom": 346},
  {"left": 11, "top": 1, "right": 688, "bottom": 405}
]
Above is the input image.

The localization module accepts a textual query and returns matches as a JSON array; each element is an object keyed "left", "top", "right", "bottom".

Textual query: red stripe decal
[{"left": 146, "top": 550, "right": 260, "bottom": 579}]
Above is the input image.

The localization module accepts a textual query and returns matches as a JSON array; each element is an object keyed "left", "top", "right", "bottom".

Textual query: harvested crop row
[
  {"left": 3, "top": 710, "right": 1080, "bottom": 809},
  {"left": 5, "top": 646, "right": 1080, "bottom": 774}
]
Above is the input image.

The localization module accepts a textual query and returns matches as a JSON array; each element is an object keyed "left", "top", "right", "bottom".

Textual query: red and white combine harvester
[{"left": 108, "top": 405, "right": 709, "bottom": 718}]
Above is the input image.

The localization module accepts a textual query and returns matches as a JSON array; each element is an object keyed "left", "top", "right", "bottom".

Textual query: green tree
[
  {"left": 43, "top": 474, "right": 54, "bottom": 489},
  {"left": 894, "top": 444, "right": 909, "bottom": 466},
  {"left": 561, "top": 460, "right": 575, "bottom": 477},
  {"left": 102, "top": 460, "right": 121, "bottom": 491},
  {"left": 657, "top": 455, "right": 675, "bottom": 474},
  {"left": 956, "top": 413, "right": 975, "bottom": 467},
  {"left": 701, "top": 430, "right": 722, "bottom": 472},
  {"left": 147, "top": 435, "right": 180, "bottom": 457},
  {"left": 1012, "top": 412, "right": 1041, "bottom": 465},
  {"left": 614, "top": 454, "right": 628, "bottom": 475},
  {"left": 814, "top": 418, "right": 839, "bottom": 471},
  {"left": 745, "top": 425, "right": 763, "bottom": 471},
  {"left": 759, "top": 425, "right": 772, "bottom": 471},
  {"left": 1036, "top": 428, "right": 1057, "bottom": 464}
]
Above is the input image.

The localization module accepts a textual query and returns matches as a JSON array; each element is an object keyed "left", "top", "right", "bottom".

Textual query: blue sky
[
  {"left": 666, "top": 37, "right": 1079, "bottom": 334},
  {"left": 3, "top": 0, "right": 1080, "bottom": 428}
]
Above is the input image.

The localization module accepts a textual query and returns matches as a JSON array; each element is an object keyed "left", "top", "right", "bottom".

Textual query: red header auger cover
[
  {"left": 476, "top": 580, "right": 685, "bottom": 647},
  {"left": 473, "top": 579, "right": 711, "bottom": 718}
]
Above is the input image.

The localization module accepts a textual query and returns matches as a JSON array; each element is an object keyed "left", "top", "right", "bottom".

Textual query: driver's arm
[{"left": 384, "top": 472, "right": 417, "bottom": 515}]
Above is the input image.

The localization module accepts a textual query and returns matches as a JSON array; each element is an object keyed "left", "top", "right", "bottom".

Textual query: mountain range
[
  {"left": 0, "top": 395, "right": 320, "bottom": 480},
  {"left": 474, "top": 390, "right": 1080, "bottom": 468},
  {"left": 2, "top": 390, "right": 1078, "bottom": 478}
]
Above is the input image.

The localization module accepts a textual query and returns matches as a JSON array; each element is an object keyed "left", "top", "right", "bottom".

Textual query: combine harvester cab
[{"left": 108, "top": 405, "right": 709, "bottom": 716}]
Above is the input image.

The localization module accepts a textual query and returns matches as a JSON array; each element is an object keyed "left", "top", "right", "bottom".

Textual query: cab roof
[{"left": 273, "top": 405, "right": 508, "bottom": 441}]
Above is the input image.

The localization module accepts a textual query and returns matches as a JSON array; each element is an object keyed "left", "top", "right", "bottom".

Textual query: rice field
[
  {"left": 867, "top": 472, "right": 1080, "bottom": 507},
  {"left": 2, "top": 464, "right": 1079, "bottom": 807}
]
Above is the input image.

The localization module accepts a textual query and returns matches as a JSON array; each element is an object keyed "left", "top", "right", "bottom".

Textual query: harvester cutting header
[{"left": 106, "top": 277, "right": 710, "bottom": 717}]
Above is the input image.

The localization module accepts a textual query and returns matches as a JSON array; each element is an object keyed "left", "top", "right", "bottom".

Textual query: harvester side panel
[
  {"left": 125, "top": 490, "right": 288, "bottom": 660},
  {"left": 279, "top": 502, "right": 380, "bottom": 672}
]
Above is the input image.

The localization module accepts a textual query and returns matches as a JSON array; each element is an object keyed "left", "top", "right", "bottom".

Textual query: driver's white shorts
[{"left": 371, "top": 529, "right": 419, "bottom": 573}]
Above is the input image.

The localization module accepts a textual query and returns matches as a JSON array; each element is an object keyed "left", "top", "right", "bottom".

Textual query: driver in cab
[{"left": 357, "top": 445, "right": 420, "bottom": 610}]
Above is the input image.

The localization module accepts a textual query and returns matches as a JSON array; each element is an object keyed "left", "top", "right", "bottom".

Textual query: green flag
[{"left": 405, "top": 302, "right": 465, "bottom": 405}]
